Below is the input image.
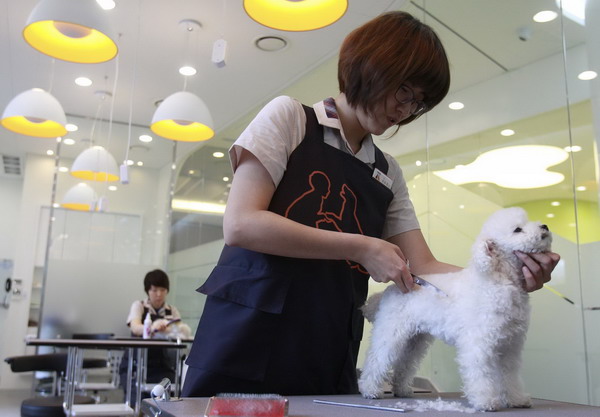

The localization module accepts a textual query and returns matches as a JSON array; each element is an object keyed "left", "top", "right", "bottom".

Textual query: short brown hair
[
  {"left": 338, "top": 11, "right": 450, "bottom": 125},
  {"left": 144, "top": 269, "right": 169, "bottom": 293}
]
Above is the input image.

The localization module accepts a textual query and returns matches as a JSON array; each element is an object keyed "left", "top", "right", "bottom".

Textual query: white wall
[{"left": 0, "top": 177, "right": 22, "bottom": 260}]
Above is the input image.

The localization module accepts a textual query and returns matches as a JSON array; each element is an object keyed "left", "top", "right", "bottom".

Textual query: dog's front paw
[
  {"left": 392, "top": 384, "right": 414, "bottom": 398},
  {"left": 361, "top": 392, "right": 383, "bottom": 400},
  {"left": 471, "top": 398, "right": 503, "bottom": 412},
  {"left": 358, "top": 375, "right": 384, "bottom": 399},
  {"left": 509, "top": 394, "right": 532, "bottom": 409}
]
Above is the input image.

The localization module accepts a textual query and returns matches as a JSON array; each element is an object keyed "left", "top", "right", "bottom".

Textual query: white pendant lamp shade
[
  {"left": 71, "top": 145, "right": 119, "bottom": 182},
  {"left": 1, "top": 88, "right": 67, "bottom": 137},
  {"left": 151, "top": 91, "right": 215, "bottom": 142},
  {"left": 23, "top": 0, "right": 118, "bottom": 63},
  {"left": 62, "top": 183, "right": 97, "bottom": 211},
  {"left": 244, "top": 0, "right": 348, "bottom": 31}
]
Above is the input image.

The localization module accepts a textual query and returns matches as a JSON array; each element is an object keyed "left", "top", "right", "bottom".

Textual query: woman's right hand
[{"left": 358, "top": 236, "right": 414, "bottom": 293}]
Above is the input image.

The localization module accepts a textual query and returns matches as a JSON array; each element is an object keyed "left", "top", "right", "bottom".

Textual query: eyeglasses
[{"left": 395, "top": 84, "right": 428, "bottom": 116}]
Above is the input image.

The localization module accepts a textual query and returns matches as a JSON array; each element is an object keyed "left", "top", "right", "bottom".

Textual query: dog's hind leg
[
  {"left": 358, "top": 317, "right": 414, "bottom": 399},
  {"left": 390, "top": 333, "right": 433, "bottom": 397}
]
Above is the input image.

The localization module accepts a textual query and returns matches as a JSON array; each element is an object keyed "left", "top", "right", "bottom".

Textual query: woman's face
[
  {"left": 356, "top": 83, "right": 425, "bottom": 136},
  {"left": 148, "top": 285, "right": 168, "bottom": 309}
]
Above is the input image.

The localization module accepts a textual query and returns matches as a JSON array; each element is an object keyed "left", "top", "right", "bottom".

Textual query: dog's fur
[{"left": 358, "top": 207, "right": 552, "bottom": 411}]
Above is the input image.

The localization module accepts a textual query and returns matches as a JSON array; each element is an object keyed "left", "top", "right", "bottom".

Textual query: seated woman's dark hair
[
  {"left": 144, "top": 269, "right": 170, "bottom": 293},
  {"left": 338, "top": 11, "right": 450, "bottom": 125}
]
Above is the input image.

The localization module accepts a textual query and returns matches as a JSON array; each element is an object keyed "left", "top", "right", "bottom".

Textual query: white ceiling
[
  {"left": 0, "top": 0, "right": 410, "bottom": 170},
  {"left": 0, "top": 0, "right": 593, "bottom": 207}
]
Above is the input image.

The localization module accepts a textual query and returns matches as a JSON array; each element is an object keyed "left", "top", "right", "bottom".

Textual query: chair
[
  {"left": 4, "top": 353, "right": 97, "bottom": 417},
  {"left": 71, "top": 333, "right": 122, "bottom": 400}
]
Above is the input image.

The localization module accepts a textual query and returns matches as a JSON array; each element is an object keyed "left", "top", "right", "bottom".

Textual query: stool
[
  {"left": 21, "top": 395, "right": 95, "bottom": 417},
  {"left": 4, "top": 353, "right": 100, "bottom": 417}
]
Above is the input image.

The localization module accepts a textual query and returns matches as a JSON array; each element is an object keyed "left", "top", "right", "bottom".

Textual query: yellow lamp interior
[
  {"left": 1, "top": 115, "right": 67, "bottom": 137},
  {"left": 71, "top": 170, "right": 119, "bottom": 182},
  {"left": 244, "top": 0, "right": 347, "bottom": 31},
  {"left": 151, "top": 119, "right": 215, "bottom": 142},
  {"left": 62, "top": 202, "right": 93, "bottom": 211},
  {"left": 23, "top": 20, "right": 117, "bottom": 63}
]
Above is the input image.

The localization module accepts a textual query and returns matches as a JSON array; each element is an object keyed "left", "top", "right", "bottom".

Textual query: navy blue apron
[{"left": 183, "top": 104, "right": 394, "bottom": 396}]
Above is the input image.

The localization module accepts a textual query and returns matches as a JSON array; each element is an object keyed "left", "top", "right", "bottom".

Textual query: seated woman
[{"left": 119, "top": 269, "right": 189, "bottom": 403}]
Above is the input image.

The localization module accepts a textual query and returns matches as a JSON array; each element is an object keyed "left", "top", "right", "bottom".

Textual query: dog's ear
[{"left": 471, "top": 238, "right": 500, "bottom": 273}]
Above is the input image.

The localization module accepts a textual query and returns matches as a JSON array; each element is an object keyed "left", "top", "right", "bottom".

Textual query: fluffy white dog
[{"left": 358, "top": 207, "right": 552, "bottom": 411}]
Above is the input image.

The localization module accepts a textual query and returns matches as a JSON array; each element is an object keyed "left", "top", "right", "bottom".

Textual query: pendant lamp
[
  {"left": 1, "top": 88, "right": 67, "bottom": 137},
  {"left": 151, "top": 91, "right": 214, "bottom": 142},
  {"left": 23, "top": 0, "right": 118, "bottom": 63},
  {"left": 61, "top": 183, "right": 97, "bottom": 211},
  {"left": 71, "top": 145, "right": 119, "bottom": 182},
  {"left": 244, "top": 0, "right": 348, "bottom": 31}
]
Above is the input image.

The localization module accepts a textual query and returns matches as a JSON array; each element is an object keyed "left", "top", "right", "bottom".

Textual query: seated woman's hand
[{"left": 151, "top": 318, "right": 169, "bottom": 333}]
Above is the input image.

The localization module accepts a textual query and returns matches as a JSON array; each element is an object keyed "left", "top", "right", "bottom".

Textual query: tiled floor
[{"left": 0, "top": 388, "right": 30, "bottom": 416}]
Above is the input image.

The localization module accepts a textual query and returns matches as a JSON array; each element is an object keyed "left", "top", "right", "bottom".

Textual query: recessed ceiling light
[
  {"left": 46, "top": 150, "right": 54, "bottom": 156},
  {"left": 546, "top": 213, "right": 555, "bottom": 218},
  {"left": 63, "top": 138, "right": 76, "bottom": 145},
  {"left": 136, "top": 161, "right": 143, "bottom": 166},
  {"left": 533, "top": 10, "right": 558, "bottom": 23},
  {"left": 65, "top": 123, "right": 78, "bottom": 132},
  {"left": 179, "top": 66, "right": 197, "bottom": 76},
  {"left": 500, "top": 129, "right": 515, "bottom": 136},
  {"left": 58, "top": 166, "right": 69, "bottom": 172},
  {"left": 213, "top": 151, "right": 225, "bottom": 158},
  {"left": 255, "top": 36, "right": 288, "bottom": 52},
  {"left": 434, "top": 145, "right": 568, "bottom": 189},
  {"left": 415, "top": 160, "right": 422, "bottom": 166},
  {"left": 96, "top": 0, "right": 116, "bottom": 10},
  {"left": 125, "top": 160, "right": 134, "bottom": 166},
  {"left": 188, "top": 170, "right": 195, "bottom": 175},
  {"left": 139, "top": 134, "right": 153, "bottom": 143},
  {"left": 551, "top": 201, "right": 561, "bottom": 206},
  {"left": 578, "top": 70, "right": 597, "bottom": 80},
  {"left": 576, "top": 185, "right": 586, "bottom": 191},
  {"left": 564, "top": 145, "right": 582, "bottom": 152},
  {"left": 448, "top": 102, "right": 464, "bottom": 110},
  {"left": 459, "top": 205, "right": 465, "bottom": 209},
  {"left": 223, "top": 176, "right": 230, "bottom": 182},
  {"left": 557, "top": 0, "right": 585, "bottom": 25},
  {"left": 75, "top": 77, "right": 92, "bottom": 87},
  {"left": 172, "top": 199, "right": 226, "bottom": 214},
  {"left": 108, "top": 185, "right": 118, "bottom": 191}
]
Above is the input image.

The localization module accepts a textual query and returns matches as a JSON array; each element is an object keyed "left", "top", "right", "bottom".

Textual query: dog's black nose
[{"left": 540, "top": 224, "right": 549, "bottom": 231}]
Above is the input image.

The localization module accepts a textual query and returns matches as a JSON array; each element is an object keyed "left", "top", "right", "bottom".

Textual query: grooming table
[{"left": 141, "top": 392, "right": 600, "bottom": 416}]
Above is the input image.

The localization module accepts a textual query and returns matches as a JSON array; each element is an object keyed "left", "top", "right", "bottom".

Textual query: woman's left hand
[{"left": 515, "top": 251, "right": 561, "bottom": 292}]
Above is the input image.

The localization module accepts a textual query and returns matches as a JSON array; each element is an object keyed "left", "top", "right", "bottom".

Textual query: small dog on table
[{"left": 358, "top": 207, "right": 552, "bottom": 411}]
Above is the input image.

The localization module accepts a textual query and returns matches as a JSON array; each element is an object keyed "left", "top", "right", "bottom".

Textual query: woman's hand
[
  {"left": 357, "top": 237, "right": 414, "bottom": 293},
  {"left": 151, "top": 319, "right": 169, "bottom": 333},
  {"left": 515, "top": 251, "right": 561, "bottom": 292}
]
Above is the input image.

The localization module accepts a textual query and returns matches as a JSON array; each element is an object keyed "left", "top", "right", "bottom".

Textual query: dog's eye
[{"left": 513, "top": 227, "right": 523, "bottom": 233}]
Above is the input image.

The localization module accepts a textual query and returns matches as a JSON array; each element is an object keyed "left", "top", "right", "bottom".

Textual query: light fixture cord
[
  {"left": 125, "top": 0, "right": 142, "bottom": 164},
  {"left": 104, "top": 49, "right": 120, "bottom": 190},
  {"left": 48, "top": 58, "right": 56, "bottom": 94},
  {"left": 90, "top": 98, "right": 105, "bottom": 147}
]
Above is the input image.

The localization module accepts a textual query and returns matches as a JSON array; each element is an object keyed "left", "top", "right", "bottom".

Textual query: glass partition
[{"left": 165, "top": 0, "right": 598, "bottom": 405}]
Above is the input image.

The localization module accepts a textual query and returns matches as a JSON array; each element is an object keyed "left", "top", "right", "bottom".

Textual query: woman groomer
[{"left": 183, "top": 11, "right": 560, "bottom": 396}]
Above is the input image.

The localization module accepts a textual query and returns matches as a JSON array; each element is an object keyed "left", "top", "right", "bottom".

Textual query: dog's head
[{"left": 471, "top": 207, "right": 552, "bottom": 277}]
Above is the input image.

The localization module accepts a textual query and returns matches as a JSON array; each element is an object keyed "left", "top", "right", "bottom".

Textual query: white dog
[{"left": 358, "top": 207, "right": 552, "bottom": 411}]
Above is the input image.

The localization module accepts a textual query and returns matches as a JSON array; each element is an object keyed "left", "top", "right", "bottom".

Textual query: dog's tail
[{"left": 360, "top": 291, "right": 385, "bottom": 322}]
